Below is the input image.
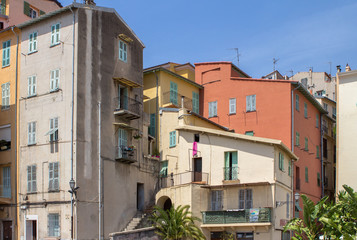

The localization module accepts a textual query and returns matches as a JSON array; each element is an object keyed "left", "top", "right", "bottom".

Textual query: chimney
[
  {"left": 84, "top": 0, "right": 96, "bottom": 5},
  {"left": 336, "top": 65, "right": 341, "bottom": 73},
  {"left": 346, "top": 64, "right": 351, "bottom": 72}
]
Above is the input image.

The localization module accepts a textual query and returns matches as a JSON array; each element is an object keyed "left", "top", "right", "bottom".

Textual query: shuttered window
[
  {"left": 246, "top": 95, "right": 256, "bottom": 112},
  {"left": 317, "top": 172, "right": 320, "bottom": 187},
  {"left": 170, "top": 81, "right": 178, "bottom": 105},
  {"left": 3, "top": 167, "right": 10, "bottom": 198},
  {"left": 29, "top": 32, "right": 38, "bottom": 53},
  {"left": 229, "top": 98, "right": 236, "bottom": 114},
  {"left": 211, "top": 190, "right": 223, "bottom": 210},
  {"left": 51, "top": 23, "right": 60, "bottom": 45},
  {"left": 49, "top": 162, "right": 59, "bottom": 191},
  {"left": 305, "top": 167, "right": 309, "bottom": 183},
  {"left": 296, "top": 132, "right": 300, "bottom": 146},
  {"left": 48, "top": 213, "right": 60, "bottom": 237},
  {"left": 192, "top": 92, "right": 199, "bottom": 114},
  {"left": 119, "top": 40, "right": 127, "bottom": 62},
  {"left": 28, "top": 75, "right": 36, "bottom": 96},
  {"left": 50, "top": 69, "right": 60, "bottom": 91},
  {"left": 279, "top": 152, "right": 284, "bottom": 171},
  {"left": 149, "top": 113, "right": 155, "bottom": 137},
  {"left": 295, "top": 94, "right": 299, "bottom": 111},
  {"left": 1, "top": 82, "right": 10, "bottom": 109},
  {"left": 169, "top": 131, "right": 176, "bottom": 147},
  {"left": 2, "top": 40, "right": 10, "bottom": 67},
  {"left": 305, "top": 137, "right": 308, "bottom": 151},
  {"left": 304, "top": 102, "right": 308, "bottom": 118},
  {"left": 316, "top": 114, "right": 319, "bottom": 128},
  {"left": 208, "top": 101, "right": 217, "bottom": 117},
  {"left": 316, "top": 145, "right": 320, "bottom": 158},
  {"left": 28, "top": 122, "right": 36, "bottom": 145},
  {"left": 48, "top": 117, "right": 58, "bottom": 142},
  {"left": 27, "top": 165, "right": 37, "bottom": 193},
  {"left": 239, "top": 189, "right": 253, "bottom": 209}
]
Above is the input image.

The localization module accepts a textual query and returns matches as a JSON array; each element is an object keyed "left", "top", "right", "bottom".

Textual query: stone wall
[{"left": 110, "top": 227, "right": 160, "bottom": 240}]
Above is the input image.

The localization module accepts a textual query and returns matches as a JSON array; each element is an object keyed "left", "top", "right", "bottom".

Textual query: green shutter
[
  {"left": 149, "top": 113, "right": 155, "bottom": 137},
  {"left": 245, "top": 131, "right": 254, "bottom": 136},
  {"left": 316, "top": 145, "right": 319, "bottom": 158},
  {"left": 305, "top": 167, "right": 308, "bottom": 182},
  {"left": 23, "top": 1, "right": 30, "bottom": 16},
  {"left": 40, "top": 10, "right": 45, "bottom": 16},
  {"left": 170, "top": 82, "right": 178, "bottom": 105},
  {"left": 288, "top": 160, "right": 291, "bottom": 176}
]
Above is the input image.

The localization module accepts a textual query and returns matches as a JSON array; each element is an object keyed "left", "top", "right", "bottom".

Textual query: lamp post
[
  {"left": 276, "top": 192, "right": 300, "bottom": 208},
  {"left": 69, "top": 179, "right": 79, "bottom": 240}
]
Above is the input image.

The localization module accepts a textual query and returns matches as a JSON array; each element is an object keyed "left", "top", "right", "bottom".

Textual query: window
[
  {"left": 295, "top": 132, "right": 300, "bottom": 146},
  {"left": 119, "top": 40, "right": 127, "bottom": 62},
  {"left": 2, "top": 167, "right": 11, "bottom": 198},
  {"left": 282, "top": 231, "right": 291, "bottom": 240},
  {"left": 50, "top": 69, "right": 60, "bottom": 91},
  {"left": 49, "top": 162, "right": 59, "bottom": 191},
  {"left": 237, "top": 232, "right": 254, "bottom": 240},
  {"left": 304, "top": 137, "right": 308, "bottom": 151},
  {"left": 224, "top": 151, "right": 238, "bottom": 180},
  {"left": 51, "top": 23, "right": 60, "bottom": 46},
  {"left": 317, "top": 172, "right": 320, "bottom": 187},
  {"left": 305, "top": 167, "right": 309, "bottom": 183},
  {"left": 159, "top": 161, "right": 168, "bottom": 177},
  {"left": 304, "top": 103, "right": 308, "bottom": 118},
  {"left": 323, "top": 138, "right": 327, "bottom": 158},
  {"left": 279, "top": 152, "right": 284, "bottom": 171},
  {"left": 295, "top": 94, "right": 299, "bottom": 111},
  {"left": 239, "top": 189, "right": 252, "bottom": 209},
  {"left": 169, "top": 131, "right": 176, "bottom": 147},
  {"left": 28, "top": 122, "right": 36, "bottom": 145},
  {"left": 2, "top": 40, "right": 10, "bottom": 67},
  {"left": 315, "top": 90, "right": 325, "bottom": 97},
  {"left": 211, "top": 190, "right": 223, "bottom": 210},
  {"left": 1, "top": 82, "right": 10, "bottom": 109},
  {"left": 29, "top": 32, "right": 38, "bottom": 52},
  {"left": 245, "top": 131, "right": 254, "bottom": 136},
  {"left": 117, "top": 128, "right": 128, "bottom": 158},
  {"left": 246, "top": 95, "right": 256, "bottom": 112},
  {"left": 208, "top": 101, "right": 217, "bottom": 117},
  {"left": 330, "top": 106, "right": 335, "bottom": 117},
  {"left": 29, "top": 8, "right": 37, "bottom": 18},
  {"left": 27, "top": 165, "right": 37, "bottom": 193},
  {"left": 49, "top": 117, "right": 58, "bottom": 142},
  {"left": 229, "top": 98, "right": 236, "bottom": 114},
  {"left": 48, "top": 213, "right": 60, "bottom": 237},
  {"left": 316, "top": 145, "right": 320, "bottom": 158},
  {"left": 170, "top": 81, "right": 178, "bottom": 105},
  {"left": 149, "top": 113, "right": 155, "bottom": 137},
  {"left": 192, "top": 92, "right": 199, "bottom": 114},
  {"left": 28, "top": 75, "right": 36, "bottom": 96},
  {"left": 288, "top": 160, "right": 292, "bottom": 176},
  {"left": 323, "top": 103, "right": 328, "bottom": 111}
]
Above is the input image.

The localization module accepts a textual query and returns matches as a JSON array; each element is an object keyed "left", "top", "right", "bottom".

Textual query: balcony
[
  {"left": 115, "top": 145, "right": 137, "bottom": 164},
  {"left": 0, "top": 140, "right": 10, "bottom": 151},
  {"left": 114, "top": 96, "right": 141, "bottom": 120},
  {"left": 160, "top": 171, "right": 208, "bottom": 188},
  {"left": 202, "top": 208, "right": 272, "bottom": 225},
  {"left": 162, "top": 91, "right": 193, "bottom": 109},
  {"left": 223, "top": 167, "right": 238, "bottom": 181}
]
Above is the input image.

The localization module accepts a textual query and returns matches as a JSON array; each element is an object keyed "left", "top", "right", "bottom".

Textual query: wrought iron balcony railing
[
  {"left": 114, "top": 96, "right": 141, "bottom": 120},
  {"left": 223, "top": 167, "right": 238, "bottom": 181},
  {"left": 115, "top": 145, "right": 137, "bottom": 164},
  {"left": 202, "top": 208, "right": 272, "bottom": 224},
  {"left": 162, "top": 91, "right": 193, "bottom": 109},
  {"left": 160, "top": 171, "right": 208, "bottom": 188}
]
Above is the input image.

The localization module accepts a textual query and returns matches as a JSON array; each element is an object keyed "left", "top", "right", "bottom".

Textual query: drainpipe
[
  {"left": 98, "top": 101, "right": 102, "bottom": 240},
  {"left": 153, "top": 70, "right": 159, "bottom": 154},
  {"left": 69, "top": 6, "right": 76, "bottom": 240},
  {"left": 11, "top": 26, "right": 19, "bottom": 240},
  {"left": 320, "top": 113, "right": 325, "bottom": 198}
]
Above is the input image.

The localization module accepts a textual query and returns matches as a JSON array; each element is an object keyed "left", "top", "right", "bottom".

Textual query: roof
[
  {"left": 17, "top": 3, "right": 145, "bottom": 48},
  {"left": 315, "top": 96, "right": 336, "bottom": 104},
  {"left": 262, "top": 70, "right": 284, "bottom": 80},
  {"left": 231, "top": 77, "right": 295, "bottom": 83},
  {"left": 49, "top": 0, "right": 63, "bottom": 8},
  {"left": 176, "top": 125, "right": 298, "bottom": 160},
  {"left": 144, "top": 62, "right": 180, "bottom": 72},
  {"left": 187, "top": 110, "right": 230, "bottom": 131},
  {"left": 144, "top": 67, "right": 203, "bottom": 89},
  {"left": 194, "top": 61, "right": 251, "bottom": 78}
]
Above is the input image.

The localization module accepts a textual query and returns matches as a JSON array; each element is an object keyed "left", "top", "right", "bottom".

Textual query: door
[
  {"left": 237, "top": 232, "right": 254, "bottom": 240},
  {"left": 2, "top": 221, "right": 12, "bottom": 240},
  {"left": 137, "top": 183, "right": 144, "bottom": 211},
  {"left": 118, "top": 85, "right": 128, "bottom": 110},
  {"left": 193, "top": 158, "right": 202, "bottom": 182},
  {"left": 118, "top": 129, "right": 128, "bottom": 158},
  {"left": 25, "top": 220, "right": 37, "bottom": 240}
]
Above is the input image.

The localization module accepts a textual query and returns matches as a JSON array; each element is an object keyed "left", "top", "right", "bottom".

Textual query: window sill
[
  {"left": 246, "top": 110, "right": 256, "bottom": 113},
  {"left": 169, "top": 145, "right": 176, "bottom": 148},
  {"left": 27, "top": 143, "right": 37, "bottom": 147},
  {"left": 28, "top": 50, "right": 38, "bottom": 55},
  {"left": 229, "top": 113, "right": 236, "bottom": 116},
  {"left": 2, "top": 64, "right": 10, "bottom": 69},
  {"left": 27, "top": 94, "right": 37, "bottom": 99},
  {"left": 27, "top": 192, "right": 38, "bottom": 195},
  {"left": 50, "top": 42, "right": 61, "bottom": 48},
  {"left": 50, "top": 88, "right": 60, "bottom": 93},
  {"left": 48, "top": 190, "right": 60, "bottom": 193},
  {"left": 208, "top": 115, "right": 217, "bottom": 119},
  {"left": 1, "top": 106, "right": 10, "bottom": 111},
  {"left": 119, "top": 58, "right": 127, "bottom": 63}
]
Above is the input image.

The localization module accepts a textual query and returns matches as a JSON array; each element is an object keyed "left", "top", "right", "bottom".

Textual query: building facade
[
  {"left": 18, "top": 3, "right": 158, "bottom": 239},
  {"left": 156, "top": 109, "right": 297, "bottom": 240},
  {"left": 194, "top": 62, "right": 326, "bottom": 218},
  {"left": 336, "top": 69, "right": 357, "bottom": 193}
]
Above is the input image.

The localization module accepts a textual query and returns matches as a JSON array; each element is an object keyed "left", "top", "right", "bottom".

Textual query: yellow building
[
  {"left": 143, "top": 62, "right": 204, "bottom": 155},
  {"left": 0, "top": 26, "right": 20, "bottom": 240}
]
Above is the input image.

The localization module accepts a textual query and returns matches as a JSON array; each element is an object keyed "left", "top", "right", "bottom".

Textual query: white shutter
[
  {"left": 54, "top": 162, "right": 59, "bottom": 190},
  {"left": 27, "top": 166, "right": 31, "bottom": 192},
  {"left": 246, "top": 96, "right": 251, "bottom": 112},
  {"left": 252, "top": 95, "right": 256, "bottom": 111},
  {"left": 32, "top": 165, "right": 37, "bottom": 192},
  {"left": 49, "top": 163, "right": 54, "bottom": 190}
]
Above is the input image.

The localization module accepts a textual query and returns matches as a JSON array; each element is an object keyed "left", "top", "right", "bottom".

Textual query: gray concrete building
[{"left": 18, "top": 3, "right": 158, "bottom": 240}]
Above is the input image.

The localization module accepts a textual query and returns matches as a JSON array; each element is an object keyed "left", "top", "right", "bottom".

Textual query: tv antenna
[
  {"left": 228, "top": 48, "right": 241, "bottom": 66},
  {"left": 288, "top": 70, "right": 294, "bottom": 78},
  {"left": 273, "top": 58, "right": 279, "bottom": 71},
  {"left": 328, "top": 61, "right": 332, "bottom": 76}
]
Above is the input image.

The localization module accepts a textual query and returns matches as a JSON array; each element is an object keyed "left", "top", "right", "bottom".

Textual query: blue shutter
[
  {"left": 170, "top": 82, "right": 178, "bottom": 105},
  {"left": 149, "top": 113, "right": 155, "bottom": 137}
]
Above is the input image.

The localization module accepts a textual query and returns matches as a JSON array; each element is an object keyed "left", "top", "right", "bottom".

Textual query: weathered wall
[{"left": 110, "top": 227, "right": 160, "bottom": 240}]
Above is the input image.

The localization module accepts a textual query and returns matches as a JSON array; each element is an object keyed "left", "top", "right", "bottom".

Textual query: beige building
[
  {"left": 336, "top": 69, "right": 357, "bottom": 193},
  {"left": 155, "top": 109, "right": 298, "bottom": 240},
  {"left": 315, "top": 97, "right": 336, "bottom": 200},
  {"left": 18, "top": 3, "right": 158, "bottom": 240},
  {"left": 292, "top": 71, "right": 336, "bottom": 101}
]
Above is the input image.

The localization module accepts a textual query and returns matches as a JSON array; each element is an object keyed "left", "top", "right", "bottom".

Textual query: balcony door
[
  {"left": 118, "top": 128, "right": 128, "bottom": 158},
  {"left": 193, "top": 157, "right": 202, "bottom": 182},
  {"left": 224, "top": 151, "right": 238, "bottom": 180},
  {"left": 118, "top": 85, "right": 128, "bottom": 110}
]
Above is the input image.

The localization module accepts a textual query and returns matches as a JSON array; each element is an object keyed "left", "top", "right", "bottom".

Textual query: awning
[
  {"left": 159, "top": 167, "right": 168, "bottom": 176},
  {"left": 113, "top": 77, "right": 142, "bottom": 88},
  {"left": 45, "top": 128, "right": 58, "bottom": 136},
  {"left": 295, "top": 203, "right": 302, "bottom": 211},
  {"left": 113, "top": 122, "right": 138, "bottom": 131}
]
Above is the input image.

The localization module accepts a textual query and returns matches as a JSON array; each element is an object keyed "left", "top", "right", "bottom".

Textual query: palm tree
[{"left": 151, "top": 204, "right": 206, "bottom": 240}]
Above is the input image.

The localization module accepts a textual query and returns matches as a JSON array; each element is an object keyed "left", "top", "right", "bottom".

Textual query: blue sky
[{"left": 61, "top": 0, "right": 357, "bottom": 78}]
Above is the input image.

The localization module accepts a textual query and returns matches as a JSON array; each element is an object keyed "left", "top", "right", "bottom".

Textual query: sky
[{"left": 61, "top": 0, "right": 357, "bottom": 78}]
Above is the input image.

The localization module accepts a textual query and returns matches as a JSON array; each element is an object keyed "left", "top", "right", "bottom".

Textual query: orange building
[{"left": 195, "top": 62, "right": 327, "bottom": 217}]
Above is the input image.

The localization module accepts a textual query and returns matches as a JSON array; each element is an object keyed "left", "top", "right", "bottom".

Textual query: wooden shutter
[
  {"left": 246, "top": 96, "right": 251, "bottom": 112},
  {"left": 23, "top": 1, "right": 30, "bottom": 16},
  {"left": 49, "top": 162, "right": 54, "bottom": 190},
  {"left": 305, "top": 167, "right": 308, "bottom": 182},
  {"left": 27, "top": 166, "right": 31, "bottom": 192},
  {"left": 286, "top": 193, "right": 290, "bottom": 219},
  {"left": 32, "top": 165, "right": 37, "bottom": 192},
  {"left": 54, "top": 162, "right": 59, "bottom": 190},
  {"left": 232, "top": 152, "right": 238, "bottom": 179},
  {"left": 251, "top": 95, "right": 256, "bottom": 111},
  {"left": 149, "top": 113, "right": 155, "bottom": 137},
  {"left": 239, "top": 189, "right": 245, "bottom": 209},
  {"left": 245, "top": 189, "right": 252, "bottom": 209},
  {"left": 170, "top": 82, "right": 177, "bottom": 105}
]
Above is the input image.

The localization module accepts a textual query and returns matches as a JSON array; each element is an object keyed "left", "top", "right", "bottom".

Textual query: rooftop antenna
[
  {"left": 288, "top": 70, "right": 294, "bottom": 78},
  {"left": 228, "top": 48, "right": 241, "bottom": 66},
  {"left": 273, "top": 58, "right": 279, "bottom": 71},
  {"left": 328, "top": 61, "right": 332, "bottom": 76}
]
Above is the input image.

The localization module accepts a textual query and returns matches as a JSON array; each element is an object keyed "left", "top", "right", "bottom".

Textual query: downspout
[
  {"left": 69, "top": 6, "right": 76, "bottom": 240},
  {"left": 11, "top": 26, "right": 19, "bottom": 239},
  {"left": 98, "top": 102, "right": 102, "bottom": 240},
  {"left": 320, "top": 113, "right": 325, "bottom": 198},
  {"left": 153, "top": 70, "right": 159, "bottom": 155}
]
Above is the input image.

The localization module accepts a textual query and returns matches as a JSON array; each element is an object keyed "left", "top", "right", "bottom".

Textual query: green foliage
[
  {"left": 151, "top": 205, "right": 206, "bottom": 240},
  {"left": 221, "top": 232, "right": 234, "bottom": 240}
]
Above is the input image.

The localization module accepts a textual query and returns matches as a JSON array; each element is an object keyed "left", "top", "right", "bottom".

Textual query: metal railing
[
  {"left": 202, "top": 208, "right": 272, "bottom": 224},
  {"left": 160, "top": 171, "right": 209, "bottom": 188},
  {"left": 115, "top": 145, "right": 137, "bottom": 163},
  {"left": 0, "top": 185, "right": 11, "bottom": 198},
  {"left": 114, "top": 96, "right": 141, "bottom": 116},
  {"left": 223, "top": 167, "right": 238, "bottom": 180},
  {"left": 162, "top": 91, "right": 193, "bottom": 109}
]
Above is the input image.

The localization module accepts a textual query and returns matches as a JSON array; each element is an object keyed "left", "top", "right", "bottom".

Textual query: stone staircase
[{"left": 124, "top": 211, "right": 153, "bottom": 231}]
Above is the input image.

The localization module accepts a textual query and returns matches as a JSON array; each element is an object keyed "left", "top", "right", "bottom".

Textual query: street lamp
[
  {"left": 68, "top": 179, "right": 79, "bottom": 240},
  {"left": 276, "top": 192, "right": 300, "bottom": 207}
]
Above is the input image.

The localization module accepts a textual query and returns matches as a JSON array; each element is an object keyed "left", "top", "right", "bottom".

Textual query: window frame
[
  {"left": 28, "top": 122, "right": 36, "bottom": 145},
  {"left": 169, "top": 131, "right": 176, "bottom": 148},
  {"left": 246, "top": 94, "right": 256, "bottom": 112},
  {"left": 305, "top": 137, "right": 308, "bottom": 151},
  {"left": 2, "top": 40, "right": 10, "bottom": 67},
  {"left": 279, "top": 152, "right": 284, "bottom": 171},
  {"left": 49, "top": 117, "right": 58, "bottom": 142},
  {"left": 208, "top": 101, "right": 217, "bottom": 118},
  {"left": 48, "top": 213, "right": 60, "bottom": 237},
  {"left": 50, "top": 69, "right": 60, "bottom": 92},
  {"left": 50, "top": 23, "right": 60, "bottom": 46},
  {"left": 304, "top": 102, "right": 308, "bottom": 118},
  {"left": 119, "top": 40, "right": 127, "bottom": 62},
  {"left": 49, "top": 162, "right": 59, "bottom": 191},
  {"left": 29, "top": 32, "right": 38, "bottom": 53},
  {"left": 1, "top": 82, "right": 10, "bottom": 110},
  {"left": 295, "top": 94, "right": 299, "bottom": 111},
  {"left": 27, "top": 165, "right": 37, "bottom": 193},
  {"left": 192, "top": 91, "right": 199, "bottom": 114},
  {"left": 229, "top": 98, "right": 236, "bottom": 114},
  {"left": 27, "top": 75, "right": 37, "bottom": 97}
]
